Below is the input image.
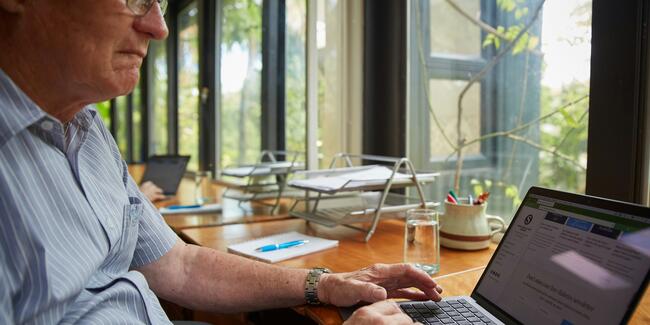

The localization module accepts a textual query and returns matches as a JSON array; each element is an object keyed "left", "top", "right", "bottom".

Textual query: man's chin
[{"left": 108, "top": 69, "right": 140, "bottom": 97}]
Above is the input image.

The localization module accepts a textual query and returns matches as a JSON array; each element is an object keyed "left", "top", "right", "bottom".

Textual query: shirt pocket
[
  {"left": 98, "top": 196, "right": 143, "bottom": 279},
  {"left": 120, "top": 196, "right": 143, "bottom": 253}
]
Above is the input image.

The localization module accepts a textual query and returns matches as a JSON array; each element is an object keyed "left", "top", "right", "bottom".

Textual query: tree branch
[
  {"left": 452, "top": 0, "right": 547, "bottom": 191},
  {"left": 443, "top": 0, "right": 508, "bottom": 39},
  {"left": 505, "top": 134, "right": 586, "bottom": 171},
  {"left": 444, "top": 94, "right": 589, "bottom": 162}
]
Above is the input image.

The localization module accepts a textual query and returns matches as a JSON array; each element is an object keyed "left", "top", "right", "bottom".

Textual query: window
[
  {"left": 150, "top": 40, "right": 169, "bottom": 155},
  {"left": 219, "top": 0, "right": 263, "bottom": 168},
  {"left": 114, "top": 95, "right": 129, "bottom": 159},
  {"left": 313, "top": 0, "right": 363, "bottom": 167},
  {"left": 409, "top": 0, "right": 592, "bottom": 221},
  {"left": 285, "top": 0, "right": 307, "bottom": 155},
  {"left": 132, "top": 81, "right": 143, "bottom": 162},
  {"left": 177, "top": 1, "right": 200, "bottom": 171},
  {"left": 96, "top": 101, "right": 111, "bottom": 130}
]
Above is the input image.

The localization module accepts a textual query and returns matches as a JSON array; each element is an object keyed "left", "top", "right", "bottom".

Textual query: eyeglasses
[{"left": 126, "top": 0, "right": 168, "bottom": 17}]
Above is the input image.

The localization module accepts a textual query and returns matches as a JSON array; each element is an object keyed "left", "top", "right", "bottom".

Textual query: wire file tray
[
  {"left": 288, "top": 153, "right": 439, "bottom": 241},
  {"left": 218, "top": 150, "right": 305, "bottom": 214}
]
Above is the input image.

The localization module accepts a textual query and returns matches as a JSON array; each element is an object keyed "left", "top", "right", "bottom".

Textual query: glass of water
[
  {"left": 404, "top": 208, "right": 440, "bottom": 275},
  {"left": 194, "top": 170, "right": 213, "bottom": 204}
]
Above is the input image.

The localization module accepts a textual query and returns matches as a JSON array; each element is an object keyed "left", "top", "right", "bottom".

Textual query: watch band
[{"left": 305, "top": 267, "right": 331, "bottom": 305}]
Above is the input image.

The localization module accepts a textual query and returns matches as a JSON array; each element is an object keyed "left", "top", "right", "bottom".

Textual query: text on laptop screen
[{"left": 475, "top": 193, "right": 650, "bottom": 325}]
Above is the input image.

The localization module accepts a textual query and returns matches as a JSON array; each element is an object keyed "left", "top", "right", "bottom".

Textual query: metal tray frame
[
  {"left": 288, "top": 153, "right": 439, "bottom": 241},
  {"left": 219, "top": 150, "right": 304, "bottom": 214}
]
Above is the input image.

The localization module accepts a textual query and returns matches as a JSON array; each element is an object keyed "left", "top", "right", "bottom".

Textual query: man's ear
[{"left": 0, "top": 0, "right": 25, "bottom": 14}]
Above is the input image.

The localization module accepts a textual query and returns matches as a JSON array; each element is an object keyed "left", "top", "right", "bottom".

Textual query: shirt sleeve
[
  {"left": 123, "top": 162, "right": 179, "bottom": 268},
  {"left": 0, "top": 248, "right": 14, "bottom": 324}
]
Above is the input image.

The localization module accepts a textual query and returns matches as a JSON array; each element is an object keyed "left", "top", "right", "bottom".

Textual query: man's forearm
[{"left": 141, "top": 240, "right": 310, "bottom": 313}]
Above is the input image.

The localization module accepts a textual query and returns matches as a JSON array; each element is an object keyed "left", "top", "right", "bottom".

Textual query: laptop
[
  {"left": 398, "top": 186, "right": 650, "bottom": 325},
  {"left": 140, "top": 155, "right": 190, "bottom": 196}
]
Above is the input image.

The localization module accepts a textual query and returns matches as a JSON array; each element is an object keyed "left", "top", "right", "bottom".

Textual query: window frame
[{"left": 365, "top": 0, "right": 650, "bottom": 204}]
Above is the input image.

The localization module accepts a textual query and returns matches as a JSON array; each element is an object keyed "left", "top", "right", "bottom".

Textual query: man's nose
[{"left": 133, "top": 3, "right": 168, "bottom": 40}]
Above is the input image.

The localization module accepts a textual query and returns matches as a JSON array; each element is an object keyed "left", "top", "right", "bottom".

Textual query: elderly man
[{"left": 0, "top": 0, "right": 442, "bottom": 324}]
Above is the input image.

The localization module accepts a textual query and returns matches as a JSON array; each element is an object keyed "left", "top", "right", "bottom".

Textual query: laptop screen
[
  {"left": 473, "top": 188, "right": 650, "bottom": 325},
  {"left": 140, "top": 155, "right": 190, "bottom": 195}
]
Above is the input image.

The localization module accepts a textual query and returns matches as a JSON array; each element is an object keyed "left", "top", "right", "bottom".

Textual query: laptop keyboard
[{"left": 400, "top": 299, "right": 496, "bottom": 325}]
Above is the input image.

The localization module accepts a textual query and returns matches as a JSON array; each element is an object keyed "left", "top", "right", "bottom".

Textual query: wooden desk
[
  {"left": 181, "top": 219, "right": 495, "bottom": 274},
  {"left": 128, "top": 164, "right": 291, "bottom": 232},
  {"left": 181, "top": 219, "right": 650, "bottom": 325},
  {"left": 182, "top": 219, "right": 494, "bottom": 325}
]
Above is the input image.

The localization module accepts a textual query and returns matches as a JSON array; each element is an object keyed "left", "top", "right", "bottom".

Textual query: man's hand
[
  {"left": 344, "top": 301, "right": 416, "bottom": 325},
  {"left": 140, "top": 181, "right": 166, "bottom": 202},
  {"left": 317, "top": 263, "right": 443, "bottom": 307}
]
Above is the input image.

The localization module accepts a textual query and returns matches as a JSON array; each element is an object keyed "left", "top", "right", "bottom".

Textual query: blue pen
[
  {"left": 166, "top": 204, "right": 202, "bottom": 210},
  {"left": 255, "top": 240, "right": 309, "bottom": 252}
]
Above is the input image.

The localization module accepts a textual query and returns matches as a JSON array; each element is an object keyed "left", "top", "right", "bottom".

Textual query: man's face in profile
[{"left": 12, "top": 0, "right": 167, "bottom": 102}]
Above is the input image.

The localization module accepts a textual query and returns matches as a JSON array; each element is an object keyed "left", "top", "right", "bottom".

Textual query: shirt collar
[
  {"left": 0, "top": 69, "right": 98, "bottom": 148},
  {"left": 0, "top": 68, "right": 47, "bottom": 147}
]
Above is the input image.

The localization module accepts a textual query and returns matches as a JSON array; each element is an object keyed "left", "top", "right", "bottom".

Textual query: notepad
[
  {"left": 227, "top": 231, "right": 338, "bottom": 263},
  {"left": 159, "top": 203, "right": 222, "bottom": 215}
]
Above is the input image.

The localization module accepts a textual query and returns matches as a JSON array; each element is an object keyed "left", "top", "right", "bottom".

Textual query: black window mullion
[
  {"left": 126, "top": 94, "right": 134, "bottom": 163},
  {"left": 167, "top": 5, "right": 179, "bottom": 155},
  {"left": 109, "top": 98, "right": 118, "bottom": 137},
  {"left": 198, "top": 0, "right": 218, "bottom": 174},
  {"left": 261, "top": 0, "right": 286, "bottom": 154},
  {"left": 586, "top": 0, "right": 649, "bottom": 203},
  {"left": 363, "top": 0, "right": 407, "bottom": 158},
  {"left": 141, "top": 55, "right": 150, "bottom": 161}
]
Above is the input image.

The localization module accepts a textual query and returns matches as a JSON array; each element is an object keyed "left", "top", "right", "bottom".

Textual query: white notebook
[{"left": 227, "top": 231, "right": 339, "bottom": 263}]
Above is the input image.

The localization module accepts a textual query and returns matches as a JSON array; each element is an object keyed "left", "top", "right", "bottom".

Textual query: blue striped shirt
[{"left": 0, "top": 69, "right": 178, "bottom": 324}]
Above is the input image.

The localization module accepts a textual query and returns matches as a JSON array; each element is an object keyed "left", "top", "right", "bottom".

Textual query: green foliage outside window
[
  {"left": 96, "top": 100, "right": 111, "bottom": 129},
  {"left": 219, "top": 0, "right": 262, "bottom": 168}
]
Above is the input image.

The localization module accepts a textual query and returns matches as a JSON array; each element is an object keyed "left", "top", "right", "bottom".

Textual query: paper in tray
[
  {"left": 289, "top": 166, "right": 420, "bottom": 192},
  {"left": 221, "top": 161, "right": 303, "bottom": 177}
]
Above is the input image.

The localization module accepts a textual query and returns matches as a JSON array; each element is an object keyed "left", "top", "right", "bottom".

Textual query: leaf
[
  {"left": 497, "top": 0, "right": 517, "bottom": 12},
  {"left": 494, "top": 37, "right": 501, "bottom": 50},
  {"left": 515, "top": 7, "right": 529, "bottom": 20},
  {"left": 473, "top": 184, "right": 483, "bottom": 197},
  {"left": 484, "top": 179, "right": 493, "bottom": 188},
  {"left": 512, "top": 33, "right": 529, "bottom": 55},
  {"left": 559, "top": 107, "right": 579, "bottom": 128},
  {"left": 527, "top": 36, "right": 540, "bottom": 50},
  {"left": 483, "top": 34, "right": 494, "bottom": 48},
  {"left": 505, "top": 185, "right": 519, "bottom": 199}
]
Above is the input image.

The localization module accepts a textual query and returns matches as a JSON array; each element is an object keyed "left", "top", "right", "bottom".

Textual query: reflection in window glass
[
  {"left": 219, "top": 0, "right": 262, "bottom": 168},
  {"left": 429, "top": 80, "right": 481, "bottom": 157},
  {"left": 178, "top": 2, "right": 200, "bottom": 171},
  {"left": 115, "top": 95, "right": 128, "bottom": 159},
  {"left": 285, "top": 0, "right": 307, "bottom": 156},
  {"left": 429, "top": 0, "right": 481, "bottom": 56},
  {"left": 151, "top": 40, "right": 168, "bottom": 155},
  {"left": 409, "top": 0, "right": 591, "bottom": 222},
  {"left": 132, "top": 81, "right": 142, "bottom": 162}
]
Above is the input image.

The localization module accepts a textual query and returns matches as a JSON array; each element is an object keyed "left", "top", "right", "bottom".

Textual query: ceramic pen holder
[{"left": 439, "top": 199, "right": 505, "bottom": 250}]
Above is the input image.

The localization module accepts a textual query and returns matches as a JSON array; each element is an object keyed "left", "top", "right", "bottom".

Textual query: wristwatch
[{"left": 305, "top": 267, "right": 331, "bottom": 305}]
